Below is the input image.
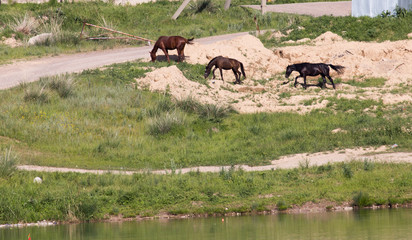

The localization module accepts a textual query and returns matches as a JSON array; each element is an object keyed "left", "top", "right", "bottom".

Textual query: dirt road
[
  {"left": 0, "top": 32, "right": 248, "bottom": 90},
  {"left": 17, "top": 146, "right": 412, "bottom": 174}
]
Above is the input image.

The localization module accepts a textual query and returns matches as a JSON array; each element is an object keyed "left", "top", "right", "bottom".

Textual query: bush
[
  {"left": 352, "top": 191, "right": 373, "bottom": 207},
  {"left": 342, "top": 163, "right": 353, "bottom": 179},
  {"left": 0, "top": 147, "right": 18, "bottom": 178},
  {"left": 277, "top": 200, "right": 288, "bottom": 211},
  {"left": 363, "top": 159, "right": 375, "bottom": 171},
  {"left": 44, "top": 74, "right": 75, "bottom": 98},
  {"left": 147, "top": 111, "right": 186, "bottom": 135},
  {"left": 198, "top": 103, "right": 233, "bottom": 121},
  {"left": 23, "top": 85, "right": 49, "bottom": 103}
]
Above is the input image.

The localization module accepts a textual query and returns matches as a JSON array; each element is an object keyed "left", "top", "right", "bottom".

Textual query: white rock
[
  {"left": 28, "top": 33, "right": 53, "bottom": 46},
  {"left": 34, "top": 177, "right": 43, "bottom": 184}
]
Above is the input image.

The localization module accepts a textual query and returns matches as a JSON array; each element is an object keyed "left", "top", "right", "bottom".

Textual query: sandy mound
[
  {"left": 313, "top": 31, "right": 345, "bottom": 45},
  {"left": 138, "top": 34, "right": 412, "bottom": 114},
  {"left": 1, "top": 36, "right": 23, "bottom": 48},
  {"left": 185, "top": 34, "right": 286, "bottom": 80}
]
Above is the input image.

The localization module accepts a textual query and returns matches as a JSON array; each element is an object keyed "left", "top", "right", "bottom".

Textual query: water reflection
[{"left": 2, "top": 208, "right": 412, "bottom": 240}]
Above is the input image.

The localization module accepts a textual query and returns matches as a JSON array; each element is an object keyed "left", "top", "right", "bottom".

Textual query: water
[{"left": 2, "top": 208, "right": 412, "bottom": 240}]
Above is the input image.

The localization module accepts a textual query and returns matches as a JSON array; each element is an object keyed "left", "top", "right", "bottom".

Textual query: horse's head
[
  {"left": 285, "top": 65, "right": 294, "bottom": 78},
  {"left": 204, "top": 67, "right": 211, "bottom": 79},
  {"left": 150, "top": 51, "right": 156, "bottom": 62}
]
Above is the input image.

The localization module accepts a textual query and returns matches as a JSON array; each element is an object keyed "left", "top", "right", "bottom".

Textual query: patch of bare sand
[
  {"left": 1, "top": 36, "right": 23, "bottom": 48},
  {"left": 137, "top": 32, "right": 412, "bottom": 114}
]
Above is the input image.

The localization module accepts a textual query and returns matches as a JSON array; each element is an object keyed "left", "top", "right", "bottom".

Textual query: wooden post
[
  {"left": 172, "top": 0, "right": 192, "bottom": 20},
  {"left": 224, "top": 0, "right": 231, "bottom": 10},
  {"left": 261, "top": 0, "right": 267, "bottom": 14}
]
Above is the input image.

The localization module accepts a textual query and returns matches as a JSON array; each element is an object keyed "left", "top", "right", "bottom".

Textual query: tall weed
[
  {"left": 147, "top": 111, "right": 186, "bottom": 135},
  {"left": 0, "top": 147, "right": 18, "bottom": 178},
  {"left": 23, "top": 85, "right": 49, "bottom": 103}
]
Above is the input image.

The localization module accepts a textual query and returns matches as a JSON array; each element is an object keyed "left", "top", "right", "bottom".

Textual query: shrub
[
  {"left": 352, "top": 191, "right": 373, "bottom": 207},
  {"left": 24, "top": 85, "right": 49, "bottom": 103},
  {"left": 10, "top": 13, "right": 39, "bottom": 35},
  {"left": 176, "top": 96, "right": 201, "bottom": 114},
  {"left": 187, "top": 0, "right": 217, "bottom": 14},
  {"left": 147, "top": 111, "right": 186, "bottom": 135},
  {"left": 0, "top": 147, "right": 18, "bottom": 178},
  {"left": 44, "top": 74, "right": 75, "bottom": 98},
  {"left": 198, "top": 103, "right": 233, "bottom": 121},
  {"left": 342, "top": 163, "right": 353, "bottom": 179},
  {"left": 277, "top": 200, "right": 288, "bottom": 211},
  {"left": 145, "top": 97, "right": 175, "bottom": 117},
  {"left": 363, "top": 159, "right": 375, "bottom": 171}
]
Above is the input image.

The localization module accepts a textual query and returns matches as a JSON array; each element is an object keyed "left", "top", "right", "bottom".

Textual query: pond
[{"left": 2, "top": 208, "right": 412, "bottom": 240}]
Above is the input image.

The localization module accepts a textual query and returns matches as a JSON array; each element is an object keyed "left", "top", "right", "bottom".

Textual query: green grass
[
  {"left": 345, "top": 77, "right": 387, "bottom": 88},
  {"left": 2, "top": 161, "right": 412, "bottom": 223},
  {"left": 1, "top": 2, "right": 412, "bottom": 64},
  {"left": 0, "top": 60, "right": 410, "bottom": 170}
]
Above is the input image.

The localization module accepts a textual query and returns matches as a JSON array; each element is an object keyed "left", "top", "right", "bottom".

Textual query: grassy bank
[
  {"left": 1, "top": 161, "right": 412, "bottom": 223},
  {"left": 1, "top": 1, "right": 412, "bottom": 63},
  {"left": 0, "top": 60, "right": 410, "bottom": 170}
]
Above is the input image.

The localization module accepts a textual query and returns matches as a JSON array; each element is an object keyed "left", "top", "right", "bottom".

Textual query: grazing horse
[
  {"left": 285, "top": 63, "right": 345, "bottom": 89},
  {"left": 150, "top": 36, "right": 194, "bottom": 62},
  {"left": 204, "top": 56, "right": 246, "bottom": 84}
]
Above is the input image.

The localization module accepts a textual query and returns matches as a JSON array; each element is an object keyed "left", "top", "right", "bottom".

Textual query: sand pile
[
  {"left": 137, "top": 33, "right": 412, "bottom": 113},
  {"left": 135, "top": 65, "right": 330, "bottom": 113},
  {"left": 185, "top": 34, "right": 287, "bottom": 81},
  {"left": 277, "top": 31, "right": 412, "bottom": 85}
]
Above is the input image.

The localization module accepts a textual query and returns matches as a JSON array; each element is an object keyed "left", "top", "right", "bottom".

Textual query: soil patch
[{"left": 136, "top": 33, "right": 412, "bottom": 114}]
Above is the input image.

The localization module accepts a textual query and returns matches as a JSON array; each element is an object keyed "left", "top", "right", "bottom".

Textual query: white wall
[{"left": 352, "top": 0, "right": 412, "bottom": 17}]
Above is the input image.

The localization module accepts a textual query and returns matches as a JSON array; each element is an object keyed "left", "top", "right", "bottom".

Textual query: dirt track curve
[
  {"left": 0, "top": 32, "right": 248, "bottom": 90},
  {"left": 17, "top": 147, "right": 412, "bottom": 174}
]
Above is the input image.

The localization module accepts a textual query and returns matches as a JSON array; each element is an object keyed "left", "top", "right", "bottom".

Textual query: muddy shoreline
[{"left": 2, "top": 202, "right": 412, "bottom": 229}]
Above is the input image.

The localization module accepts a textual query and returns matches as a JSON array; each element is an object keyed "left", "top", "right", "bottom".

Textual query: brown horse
[
  {"left": 285, "top": 62, "right": 345, "bottom": 89},
  {"left": 204, "top": 56, "right": 246, "bottom": 84},
  {"left": 150, "top": 36, "right": 194, "bottom": 63}
]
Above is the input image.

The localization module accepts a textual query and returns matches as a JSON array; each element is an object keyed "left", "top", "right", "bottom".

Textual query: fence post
[
  {"left": 224, "top": 0, "right": 231, "bottom": 10},
  {"left": 172, "top": 0, "right": 192, "bottom": 20},
  {"left": 261, "top": 0, "right": 267, "bottom": 14}
]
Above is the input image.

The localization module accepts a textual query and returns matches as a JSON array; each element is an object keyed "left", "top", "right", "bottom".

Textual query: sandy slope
[{"left": 136, "top": 32, "right": 412, "bottom": 114}]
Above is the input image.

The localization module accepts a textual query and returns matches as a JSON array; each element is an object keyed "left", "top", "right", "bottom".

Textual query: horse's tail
[
  {"left": 186, "top": 37, "right": 194, "bottom": 44},
  {"left": 240, "top": 62, "right": 246, "bottom": 78},
  {"left": 328, "top": 64, "right": 345, "bottom": 74}
]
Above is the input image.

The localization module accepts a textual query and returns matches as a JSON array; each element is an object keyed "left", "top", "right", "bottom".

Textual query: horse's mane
[{"left": 206, "top": 56, "right": 222, "bottom": 69}]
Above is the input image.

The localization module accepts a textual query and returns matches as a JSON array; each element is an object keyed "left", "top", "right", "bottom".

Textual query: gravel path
[
  {"left": 0, "top": 32, "right": 248, "bottom": 90},
  {"left": 242, "top": 1, "right": 351, "bottom": 17},
  {"left": 17, "top": 147, "right": 412, "bottom": 175}
]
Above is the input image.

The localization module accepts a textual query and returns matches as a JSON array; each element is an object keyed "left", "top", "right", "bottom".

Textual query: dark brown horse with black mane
[
  {"left": 150, "top": 36, "right": 194, "bottom": 62},
  {"left": 204, "top": 56, "right": 246, "bottom": 84},
  {"left": 285, "top": 63, "right": 345, "bottom": 89}
]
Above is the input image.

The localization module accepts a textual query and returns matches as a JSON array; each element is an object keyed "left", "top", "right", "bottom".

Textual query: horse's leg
[
  {"left": 327, "top": 75, "right": 336, "bottom": 89},
  {"left": 303, "top": 76, "right": 307, "bottom": 89},
  {"left": 179, "top": 46, "right": 185, "bottom": 62},
  {"left": 212, "top": 67, "right": 217, "bottom": 79},
  {"left": 161, "top": 47, "right": 170, "bottom": 63},
  {"left": 219, "top": 67, "right": 224, "bottom": 82},
  {"left": 232, "top": 69, "right": 239, "bottom": 84},
  {"left": 236, "top": 68, "right": 242, "bottom": 84},
  {"left": 321, "top": 75, "right": 327, "bottom": 89},
  {"left": 176, "top": 48, "right": 182, "bottom": 62},
  {"left": 294, "top": 76, "right": 300, "bottom": 87}
]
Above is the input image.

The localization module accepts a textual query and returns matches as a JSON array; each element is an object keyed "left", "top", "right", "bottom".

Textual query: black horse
[
  {"left": 285, "top": 63, "right": 345, "bottom": 89},
  {"left": 204, "top": 56, "right": 246, "bottom": 84}
]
